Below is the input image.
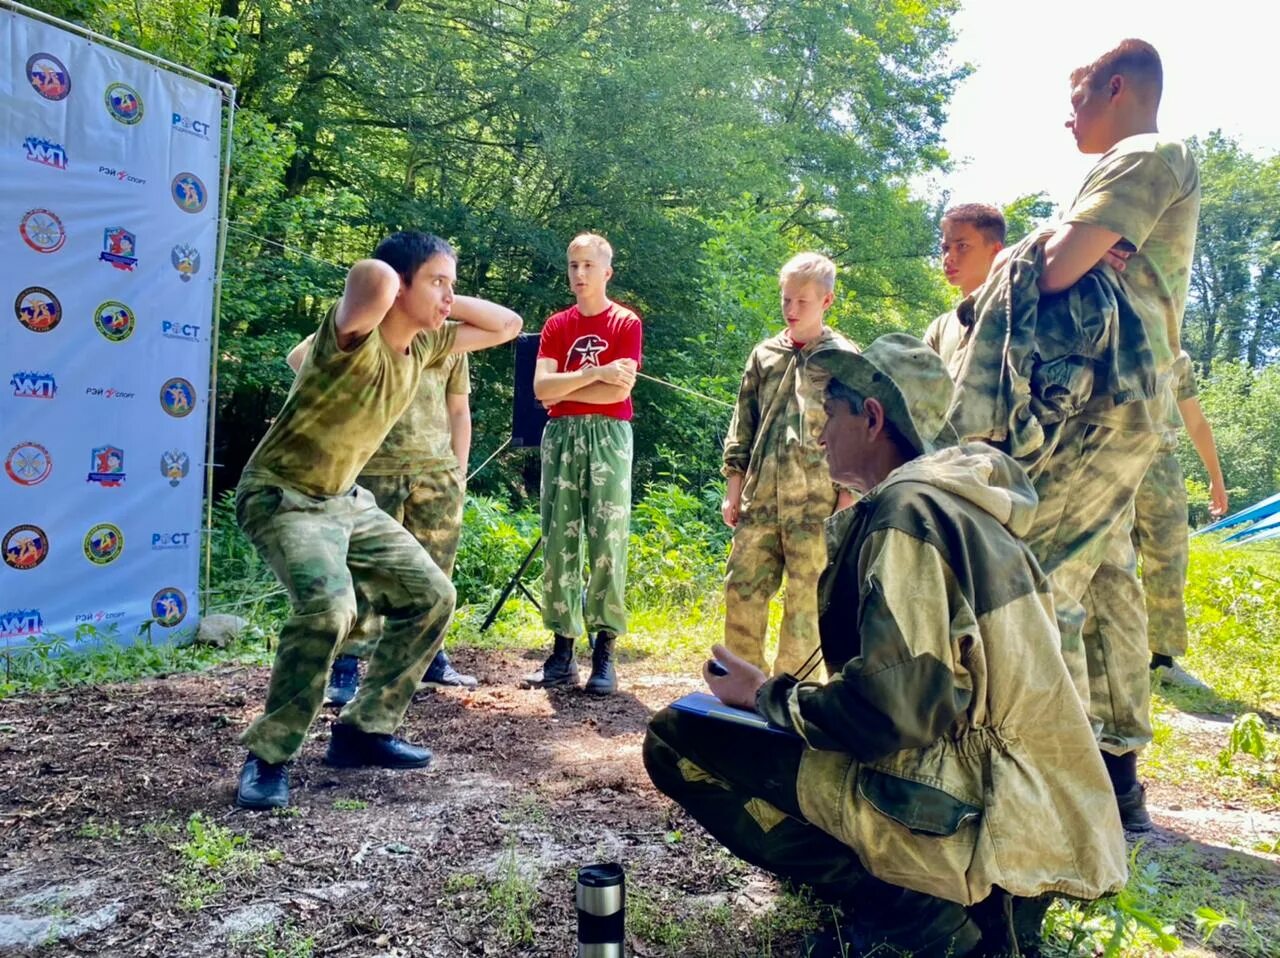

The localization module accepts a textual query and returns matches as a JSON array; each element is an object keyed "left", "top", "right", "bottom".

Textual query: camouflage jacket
[
  {"left": 722, "top": 327, "right": 857, "bottom": 521},
  {"left": 944, "top": 233, "right": 1162, "bottom": 475},
  {"left": 757, "top": 444, "right": 1128, "bottom": 904}
]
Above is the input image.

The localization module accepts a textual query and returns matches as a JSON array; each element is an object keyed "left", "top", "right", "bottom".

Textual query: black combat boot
[
  {"left": 804, "top": 889, "right": 983, "bottom": 958},
  {"left": 523, "top": 634, "right": 580, "bottom": 688},
  {"left": 1102, "top": 750, "right": 1152, "bottom": 832},
  {"left": 235, "top": 754, "right": 289, "bottom": 810},
  {"left": 585, "top": 632, "right": 618, "bottom": 695},
  {"left": 324, "top": 722, "right": 433, "bottom": 769},
  {"left": 970, "top": 889, "right": 1054, "bottom": 957}
]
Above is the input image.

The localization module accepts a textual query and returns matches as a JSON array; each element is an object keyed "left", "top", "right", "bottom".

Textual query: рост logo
[
  {"left": 161, "top": 450, "right": 190, "bottom": 487},
  {"left": 152, "top": 587, "right": 188, "bottom": 627},
  {"left": 0, "top": 608, "right": 43, "bottom": 639},
  {"left": 10, "top": 372, "right": 57, "bottom": 399},
  {"left": 23, "top": 136, "right": 67, "bottom": 170},
  {"left": 162, "top": 320, "right": 201, "bottom": 341},
  {"left": 14, "top": 287, "right": 61, "bottom": 332},
  {"left": 5, "top": 442, "right": 52, "bottom": 486},
  {"left": 94, "top": 301, "right": 136, "bottom": 343},
  {"left": 171, "top": 245, "right": 200, "bottom": 282},
  {"left": 19, "top": 208, "right": 65, "bottom": 253},
  {"left": 172, "top": 113, "right": 211, "bottom": 139},
  {"left": 84, "top": 523, "right": 124, "bottom": 565},
  {"left": 26, "top": 54, "right": 69, "bottom": 100},
  {"left": 100, "top": 227, "right": 138, "bottom": 271},
  {"left": 152, "top": 531, "right": 191, "bottom": 550},
  {"left": 104, "top": 82, "right": 143, "bottom": 124},
  {"left": 3, "top": 525, "right": 49, "bottom": 570},
  {"left": 160, "top": 378, "right": 196, "bottom": 417},
  {"left": 87, "top": 445, "right": 126, "bottom": 487},
  {"left": 171, "top": 173, "right": 207, "bottom": 213}
]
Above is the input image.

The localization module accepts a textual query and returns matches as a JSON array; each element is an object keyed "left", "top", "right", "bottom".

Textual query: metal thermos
[{"left": 576, "top": 862, "right": 625, "bottom": 957}]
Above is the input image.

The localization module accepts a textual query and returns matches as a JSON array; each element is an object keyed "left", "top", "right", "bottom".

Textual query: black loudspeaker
[{"left": 512, "top": 332, "right": 549, "bottom": 448}]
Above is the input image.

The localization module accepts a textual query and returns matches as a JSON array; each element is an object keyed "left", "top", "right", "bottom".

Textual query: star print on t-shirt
[{"left": 567, "top": 334, "right": 608, "bottom": 368}]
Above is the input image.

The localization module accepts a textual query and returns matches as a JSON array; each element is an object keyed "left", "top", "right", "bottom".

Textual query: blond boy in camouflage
[
  {"left": 721, "top": 253, "right": 856, "bottom": 677},
  {"left": 233, "top": 232, "right": 521, "bottom": 810}
]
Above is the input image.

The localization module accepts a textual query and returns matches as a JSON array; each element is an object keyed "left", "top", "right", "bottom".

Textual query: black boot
[
  {"left": 585, "top": 632, "right": 618, "bottom": 695},
  {"left": 324, "top": 722, "right": 433, "bottom": 769},
  {"left": 805, "top": 891, "right": 982, "bottom": 958},
  {"left": 970, "top": 889, "right": 1053, "bottom": 957},
  {"left": 1102, "top": 750, "right": 1152, "bottom": 832},
  {"left": 235, "top": 754, "right": 289, "bottom": 809},
  {"left": 523, "top": 634, "right": 580, "bottom": 688}
]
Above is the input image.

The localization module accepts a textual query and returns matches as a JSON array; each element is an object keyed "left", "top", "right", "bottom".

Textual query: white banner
[{"left": 0, "top": 7, "right": 223, "bottom": 652}]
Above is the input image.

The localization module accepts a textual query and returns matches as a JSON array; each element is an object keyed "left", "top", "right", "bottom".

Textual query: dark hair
[
  {"left": 824, "top": 379, "right": 917, "bottom": 458},
  {"left": 1071, "top": 39, "right": 1163, "bottom": 104},
  {"left": 373, "top": 231, "right": 456, "bottom": 285},
  {"left": 942, "top": 204, "right": 1007, "bottom": 245}
]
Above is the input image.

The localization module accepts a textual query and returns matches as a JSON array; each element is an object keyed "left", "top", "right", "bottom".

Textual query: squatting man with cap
[{"left": 644, "top": 334, "right": 1127, "bottom": 957}]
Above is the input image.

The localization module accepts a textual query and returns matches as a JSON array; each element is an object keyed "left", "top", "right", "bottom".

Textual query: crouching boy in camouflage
[{"left": 233, "top": 231, "right": 521, "bottom": 810}]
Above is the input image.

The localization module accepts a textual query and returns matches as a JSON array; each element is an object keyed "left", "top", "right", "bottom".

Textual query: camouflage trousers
[
  {"left": 724, "top": 514, "right": 827, "bottom": 677},
  {"left": 343, "top": 467, "right": 464, "bottom": 659},
  {"left": 236, "top": 481, "right": 455, "bottom": 764},
  {"left": 1134, "top": 450, "right": 1190, "bottom": 657},
  {"left": 540, "top": 415, "right": 632, "bottom": 637},
  {"left": 1021, "top": 420, "right": 1160, "bottom": 739}
]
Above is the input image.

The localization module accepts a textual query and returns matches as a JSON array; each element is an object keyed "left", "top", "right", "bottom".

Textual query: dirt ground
[{"left": 2, "top": 651, "right": 1279, "bottom": 957}]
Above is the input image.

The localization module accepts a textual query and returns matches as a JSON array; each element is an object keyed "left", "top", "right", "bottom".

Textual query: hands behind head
[{"left": 704, "top": 644, "right": 767, "bottom": 711}]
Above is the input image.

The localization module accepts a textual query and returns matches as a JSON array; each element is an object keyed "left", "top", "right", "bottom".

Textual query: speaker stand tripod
[{"left": 480, "top": 535, "right": 544, "bottom": 632}]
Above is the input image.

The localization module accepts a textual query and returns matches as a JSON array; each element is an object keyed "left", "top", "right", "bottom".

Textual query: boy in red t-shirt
[{"left": 525, "top": 233, "right": 643, "bottom": 695}]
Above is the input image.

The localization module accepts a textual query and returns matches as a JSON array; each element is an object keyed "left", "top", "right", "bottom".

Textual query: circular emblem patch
[
  {"left": 26, "top": 53, "right": 70, "bottom": 101},
  {"left": 160, "top": 378, "right": 196, "bottom": 418},
  {"left": 151, "top": 587, "right": 187, "bottom": 627},
  {"left": 94, "top": 301, "right": 136, "bottom": 343},
  {"left": 84, "top": 523, "right": 124, "bottom": 565},
  {"left": 15, "top": 287, "right": 61, "bottom": 333},
  {"left": 104, "top": 82, "right": 143, "bottom": 124},
  {"left": 170, "top": 173, "right": 207, "bottom": 214},
  {"left": 5, "top": 442, "right": 52, "bottom": 486},
  {"left": 19, "top": 209, "right": 65, "bottom": 253},
  {"left": 3, "top": 524, "right": 49, "bottom": 570}
]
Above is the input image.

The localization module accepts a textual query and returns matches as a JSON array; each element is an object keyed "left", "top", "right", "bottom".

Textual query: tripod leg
[{"left": 480, "top": 535, "right": 545, "bottom": 632}]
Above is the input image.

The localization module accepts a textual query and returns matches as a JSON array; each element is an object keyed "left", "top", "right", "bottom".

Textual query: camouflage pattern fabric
[
  {"left": 1137, "top": 451, "right": 1191, "bottom": 659},
  {"left": 1022, "top": 418, "right": 1161, "bottom": 730},
  {"left": 1080, "top": 504, "right": 1154, "bottom": 755},
  {"left": 360, "top": 353, "right": 470, "bottom": 476},
  {"left": 241, "top": 305, "right": 457, "bottom": 498},
  {"left": 540, "top": 415, "right": 632, "bottom": 637},
  {"left": 236, "top": 481, "right": 455, "bottom": 764},
  {"left": 342, "top": 468, "right": 465, "bottom": 659},
  {"left": 722, "top": 327, "right": 851, "bottom": 675}
]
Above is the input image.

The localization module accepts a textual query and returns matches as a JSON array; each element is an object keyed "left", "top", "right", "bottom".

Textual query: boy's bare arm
[
  {"left": 334, "top": 259, "right": 400, "bottom": 349},
  {"left": 1038, "top": 223, "right": 1129, "bottom": 293},
  {"left": 286, "top": 333, "right": 317, "bottom": 373},
  {"left": 534, "top": 357, "right": 635, "bottom": 402},
  {"left": 451, "top": 296, "right": 523, "bottom": 353},
  {"left": 447, "top": 391, "right": 472, "bottom": 475},
  {"left": 1178, "top": 396, "right": 1229, "bottom": 517},
  {"left": 721, "top": 472, "right": 744, "bottom": 528}
]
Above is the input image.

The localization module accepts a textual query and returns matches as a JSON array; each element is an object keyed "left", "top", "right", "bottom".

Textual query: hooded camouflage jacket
[
  {"left": 756, "top": 443, "right": 1128, "bottom": 905},
  {"left": 722, "top": 327, "right": 856, "bottom": 521}
]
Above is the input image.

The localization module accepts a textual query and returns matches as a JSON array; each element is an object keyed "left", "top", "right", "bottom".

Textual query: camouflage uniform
[
  {"left": 236, "top": 307, "right": 459, "bottom": 764},
  {"left": 722, "top": 328, "right": 855, "bottom": 677},
  {"left": 343, "top": 354, "right": 470, "bottom": 658}
]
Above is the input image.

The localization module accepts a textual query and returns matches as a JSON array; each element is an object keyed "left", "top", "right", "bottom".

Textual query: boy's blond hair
[
  {"left": 779, "top": 252, "right": 836, "bottom": 294},
  {"left": 567, "top": 232, "right": 614, "bottom": 265}
]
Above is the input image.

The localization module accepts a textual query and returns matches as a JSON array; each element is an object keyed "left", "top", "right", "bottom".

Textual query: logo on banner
[
  {"left": 171, "top": 245, "right": 200, "bottom": 282},
  {"left": 172, "top": 113, "right": 211, "bottom": 139},
  {"left": 162, "top": 320, "right": 201, "bottom": 342},
  {"left": 87, "top": 445, "right": 126, "bottom": 486},
  {"left": 104, "top": 82, "right": 143, "bottom": 124},
  {"left": 152, "top": 531, "right": 192, "bottom": 551},
  {"left": 84, "top": 524, "right": 124, "bottom": 565},
  {"left": 0, "top": 609, "right": 43, "bottom": 639},
  {"left": 5, "top": 442, "right": 52, "bottom": 486},
  {"left": 94, "top": 301, "right": 136, "bottom": 342},
  {"left": 26, "top": 54, "right": 69, "bottom": 101},
  {"left": 15, "top": 287, "right": 61, "bottom": 332},
  {"left": 98, "top": 166, "right": 146, "bottom": 185},
  {"left": 84, "top": 386, "right": 135, "bottom": 400},
  {"left": 11, "top": 372, "right": 57, "bottom": 399},
  {"left": 75, "top": 609, "right": 125, "bottom": 624},
  {"left": 160, "top": 378, "right": 196, "bottom": 418},
  {"left": 3, "top": 525, "right": 49, "bottom": 570},
  {"left": 23, "top": 136, "right": 67, "bottom": 170},
  {"left": 19, "top": 209, "right": 65, "bottom": 253},
  {"left": 171, "top": 173, "right": 208, "bottom": 214},
  {"left": 152, "top": 587, "right": 188, "bottom": 627},
  {"left": 161, "top": 450, "right": 190, "bottom": 487},
  {"left": 100, "top": 228, "right": 138, "bottom": 271}
]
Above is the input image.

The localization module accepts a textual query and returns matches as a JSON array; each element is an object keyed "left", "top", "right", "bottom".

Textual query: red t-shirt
[{"left": 537, "top": 302, "right": 644, "bottom": 420}]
